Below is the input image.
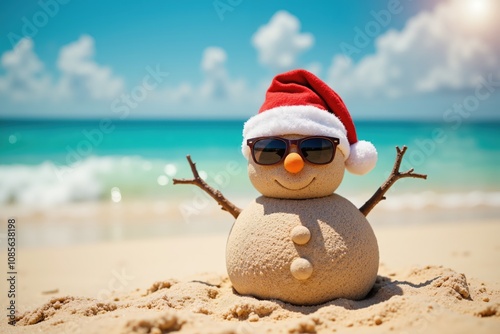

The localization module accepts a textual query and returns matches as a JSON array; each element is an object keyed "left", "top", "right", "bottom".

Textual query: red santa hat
[{"left": 242, "top": 69, "right": 377, "bottom": 175}]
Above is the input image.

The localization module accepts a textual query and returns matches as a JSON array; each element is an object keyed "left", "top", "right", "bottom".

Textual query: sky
[{"left": 0, "top": 0, "right": 499, "bottom": 120}]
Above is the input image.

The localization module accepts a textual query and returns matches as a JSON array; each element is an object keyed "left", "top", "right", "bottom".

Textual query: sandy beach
[
  {"left": 1, "top": 215, "right": 499, "bottom": 334},
  {"left": 2, "top": 0, "right": 500, "bottom": 332}
]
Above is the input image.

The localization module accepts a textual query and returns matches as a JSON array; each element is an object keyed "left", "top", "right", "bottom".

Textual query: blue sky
[{"left": 0, "top": 0, "right": 499, "bottom": 120}]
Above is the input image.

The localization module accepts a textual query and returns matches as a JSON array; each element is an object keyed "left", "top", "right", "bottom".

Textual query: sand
[{"left": 1, "top": 220, "right": 499, "bottom": 333}]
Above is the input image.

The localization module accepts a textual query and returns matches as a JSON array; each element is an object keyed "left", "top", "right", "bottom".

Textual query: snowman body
[
  {"left": 226, "top": 194, "right": 379, "bottom": 305},
  {"left": 225, "top": 69, "right": 381, "bottom": 305}
]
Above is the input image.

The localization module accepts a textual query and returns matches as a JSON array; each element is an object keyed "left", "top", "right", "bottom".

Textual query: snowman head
[
  {"left": 242, "top": 69, "right": 377, "bottom": 199},
  {"left": 246, "top": 133, "right": 346, "bottom": 199}
]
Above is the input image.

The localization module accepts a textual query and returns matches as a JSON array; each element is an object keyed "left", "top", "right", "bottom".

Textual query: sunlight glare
[{"left": 466, "top": 0, "right": 490, "bottom": 16}]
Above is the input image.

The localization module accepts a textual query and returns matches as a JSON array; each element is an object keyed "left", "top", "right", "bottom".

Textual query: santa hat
[{"left": 242, "top": 69, "right": 377, "bottom": 175}]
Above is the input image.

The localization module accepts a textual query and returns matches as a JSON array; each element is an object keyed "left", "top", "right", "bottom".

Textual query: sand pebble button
[
  {"left": 290, "top": 225, "right": 311, "bottom": 245},
  {"left": 290, "top": 258, "right": 313, "bottom": 280}
]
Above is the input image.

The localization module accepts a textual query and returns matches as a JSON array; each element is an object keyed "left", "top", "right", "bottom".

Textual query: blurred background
[{"left": 1, "top": 0, "right": 499, "bottom": 248}]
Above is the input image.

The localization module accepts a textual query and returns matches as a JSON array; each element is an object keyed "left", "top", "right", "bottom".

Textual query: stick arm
[
  {"left": 173, "top": 155, "right": 242, "bottom": 219},
  {"left": 359, "top": 146, "right": 427, "bottom": 216}
]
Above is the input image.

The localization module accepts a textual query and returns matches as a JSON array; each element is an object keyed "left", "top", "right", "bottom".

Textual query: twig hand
[
  {"left": 359, "top": 146, "right": 427, "bottom": 216},
  {"left": 173, "top": 155, "right": 242, "bottom": 219}
]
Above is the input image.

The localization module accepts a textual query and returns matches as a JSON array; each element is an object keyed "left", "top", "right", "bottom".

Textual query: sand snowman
[{"left": 175, "top": 69, "right": 425, "bottom": 306}]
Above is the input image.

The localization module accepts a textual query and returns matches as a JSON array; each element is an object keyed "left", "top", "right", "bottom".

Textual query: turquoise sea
[
  {"left": 1, "top": 119, "right": 500, "bottom": 205},
  {"left": 1, "top": 119, "right": 500, "bottom": 246}
]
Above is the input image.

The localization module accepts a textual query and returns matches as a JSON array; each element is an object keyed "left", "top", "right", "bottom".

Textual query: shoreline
[{"left": 2, "top": 200, "right": 499, "bottom": 248}]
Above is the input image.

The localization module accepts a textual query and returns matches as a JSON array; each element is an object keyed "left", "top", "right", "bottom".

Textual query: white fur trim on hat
[
  {"left": 345, "top": 140, "right": 378, "bottom": 175},
  {"left": 242, "top": 105, "right": 350, "bottom": 161}
]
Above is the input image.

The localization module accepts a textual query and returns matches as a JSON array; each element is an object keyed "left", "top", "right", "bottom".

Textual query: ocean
[{"left": 1, "top": 119, "right": 500, "bottom": 246}]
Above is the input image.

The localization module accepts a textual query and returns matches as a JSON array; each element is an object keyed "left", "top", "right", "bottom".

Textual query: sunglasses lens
[
  {"left": 252, "top": 138, "right": 287, "bottom": 165},
  {"left": 300, "top": 138, "right": 335, "bottom": 164}
]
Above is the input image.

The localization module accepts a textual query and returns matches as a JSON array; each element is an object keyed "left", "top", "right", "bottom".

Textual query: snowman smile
[{"left": 274, "top": 177, "right": 316, "bottom": 191}]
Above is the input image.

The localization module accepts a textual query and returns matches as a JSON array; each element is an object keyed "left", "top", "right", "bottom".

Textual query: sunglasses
[{"left": 247, "top": 136, "right": 340, "bottom": 166}]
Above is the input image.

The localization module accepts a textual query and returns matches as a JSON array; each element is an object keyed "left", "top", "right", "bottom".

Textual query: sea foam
[{"left": 0, "top": 156, "right": 172, "bottom": 207}]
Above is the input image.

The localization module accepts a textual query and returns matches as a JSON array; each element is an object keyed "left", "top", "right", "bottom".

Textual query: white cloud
[
  {"left": 201, "top": 47, "right": 227, "bottom": 74},
  {"left": 156, "top": 46, "right": 251, "bottom": 108},
  {"left": 0, "top": 38, "right": 51, "bottom": 101},
  {"left": 161, "top": 82, "right": 194, "bottom": 104},
  {"left": 0, "top": 35, "right": 124, "bottom": 105},
  {"left": 56, "top": 35, "right": 124, "bottom": 100},
  {"left": 252, "top": 10, "right": 314, "bottom": 70},
  {"left": 199, "top": 47, "right": 232, "bottom": 99},
  {"left": 145, "top": 46, "right": 265, "bottom": 118},
  {"left": 328, "top": 0, "right": 500, "bottom": 98}
]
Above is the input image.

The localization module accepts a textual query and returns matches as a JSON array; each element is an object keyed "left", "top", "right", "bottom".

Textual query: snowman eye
[
  {"left": 300, "top": 138, "right": 335, "bottom": 164},
  {"left": 251, "top": 138, "right": 287, "bottom": 165}
]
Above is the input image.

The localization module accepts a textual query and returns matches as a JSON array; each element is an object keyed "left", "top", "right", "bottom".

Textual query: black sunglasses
[{"left": 247, "top": 136, "right": 340, "bottom": 166}]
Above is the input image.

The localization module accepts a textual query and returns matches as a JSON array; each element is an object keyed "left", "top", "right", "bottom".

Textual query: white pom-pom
[{"left": 345, "top": 140, "right": 378, "bottom": 175}]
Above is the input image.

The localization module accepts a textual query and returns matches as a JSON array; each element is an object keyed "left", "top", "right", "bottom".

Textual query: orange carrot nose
[{"left": 284, "top": 152, "right": 304, "bottom": 174}]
